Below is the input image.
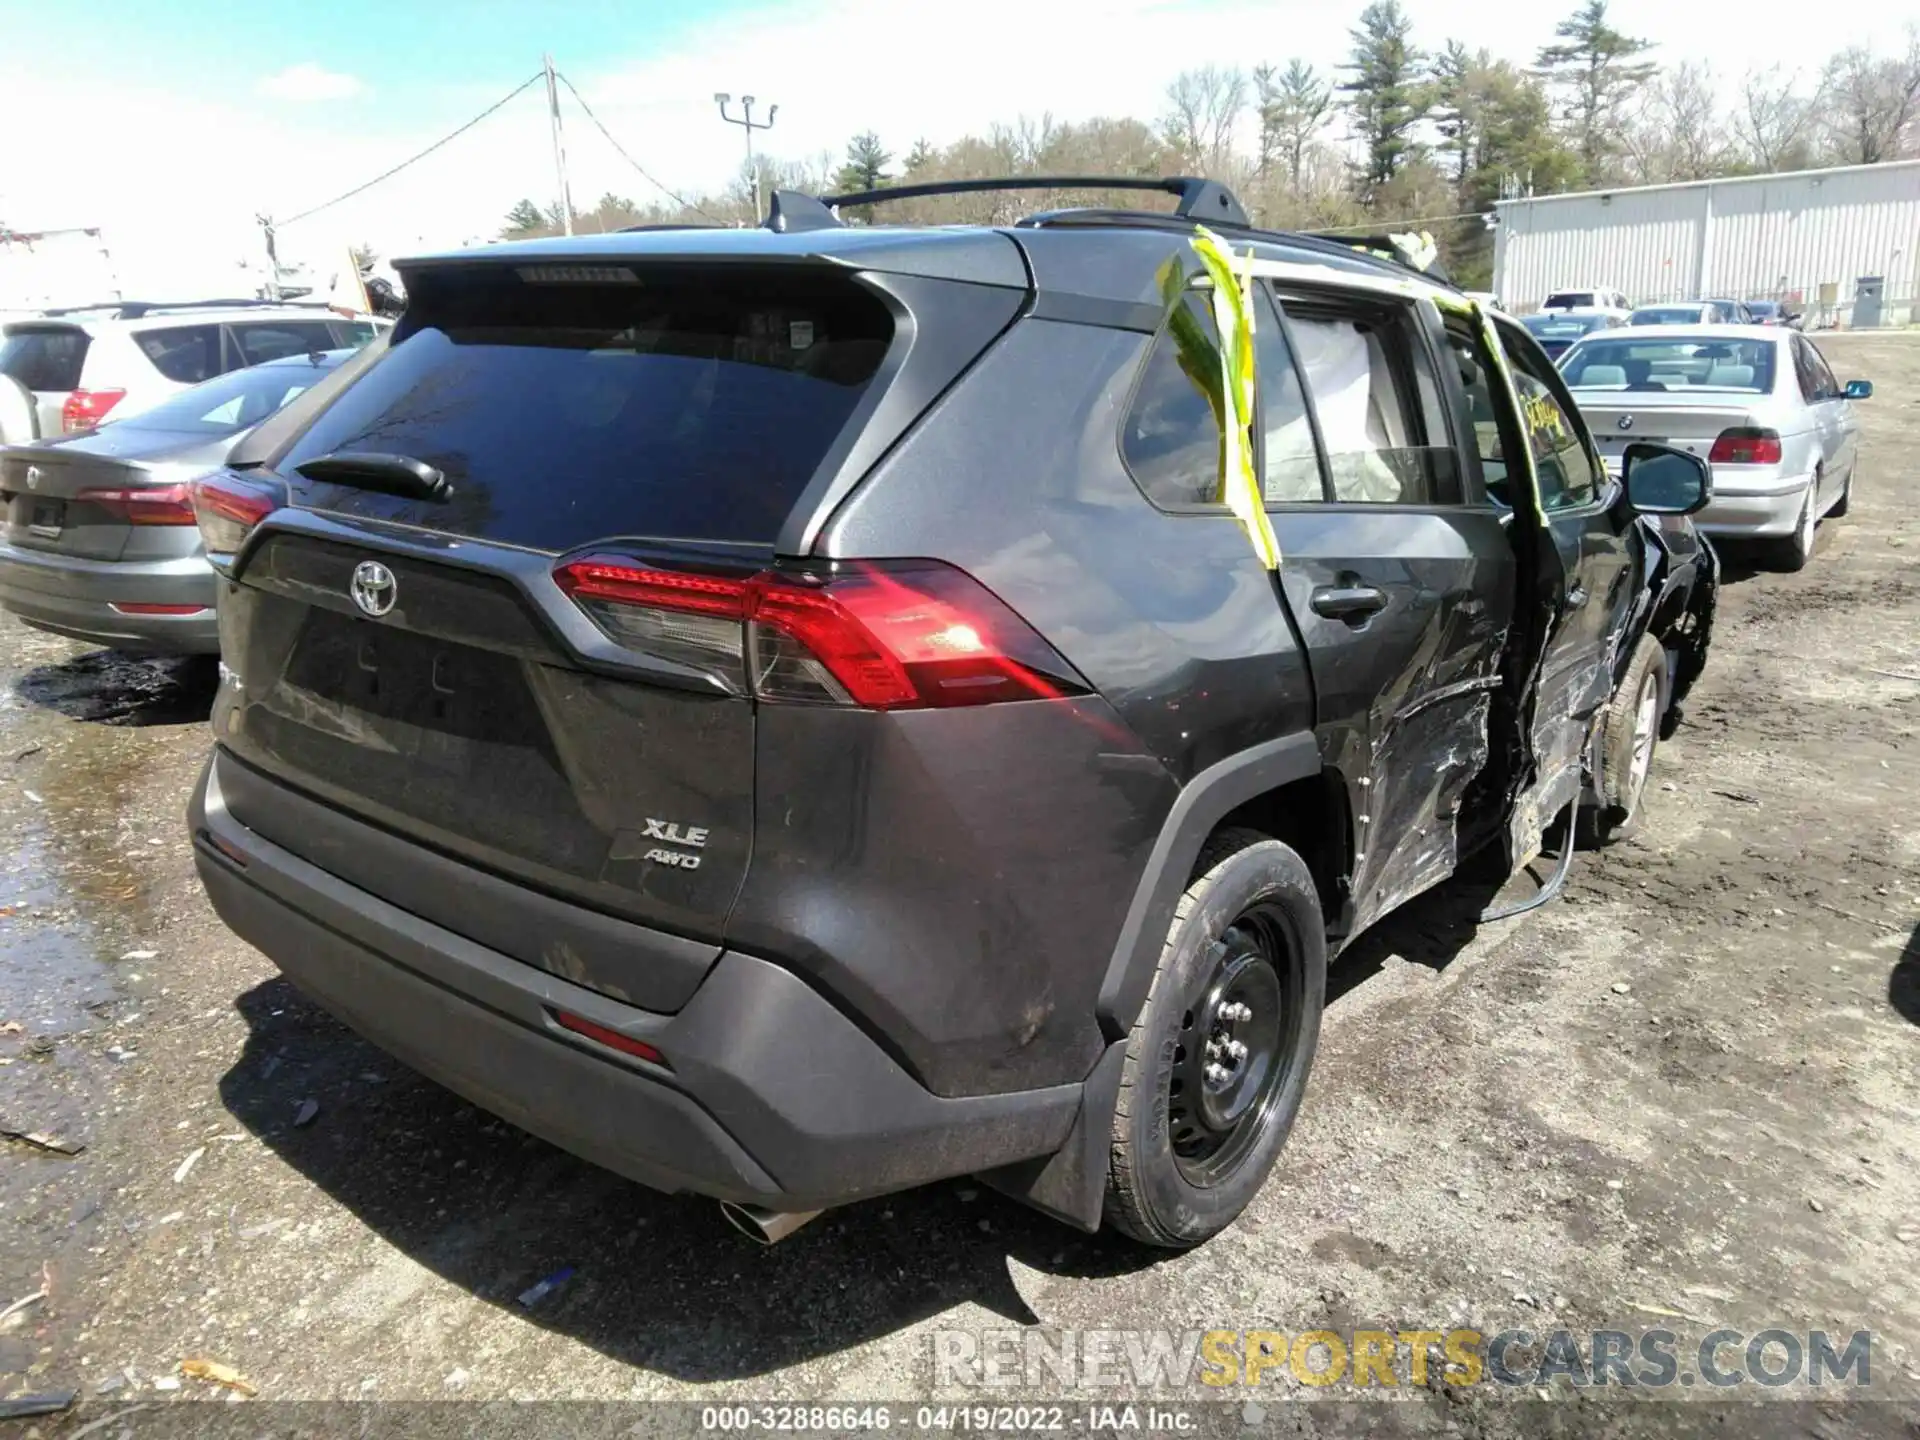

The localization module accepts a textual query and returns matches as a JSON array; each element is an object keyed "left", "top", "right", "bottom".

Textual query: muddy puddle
[{"left": 0, "top": 633, "right": 215, "bottom": 1356}]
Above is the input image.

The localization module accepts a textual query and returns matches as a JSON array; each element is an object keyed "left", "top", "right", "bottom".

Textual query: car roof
[
  {"left": 397, "top": 213, "right": 1460, "bottom": 314},
  {"left": 3, "top": 308, "right": 376, "bottom": 336},
  {"left": 1575, "top": 323, "right": 1781, "bottom": 339}
]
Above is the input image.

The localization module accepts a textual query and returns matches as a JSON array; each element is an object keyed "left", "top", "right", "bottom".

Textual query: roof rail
[{"left": 775, "top": 175, "right": 1250, "bottom": 230}]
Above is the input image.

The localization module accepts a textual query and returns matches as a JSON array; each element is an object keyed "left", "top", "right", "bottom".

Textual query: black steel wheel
[{"left": 1105, "top": 829, "right": 1326, "bottom": 1248}]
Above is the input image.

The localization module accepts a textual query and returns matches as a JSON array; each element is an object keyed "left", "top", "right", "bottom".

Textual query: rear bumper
[
  {"left": 0, "top": 540, "right": 218, "bottom": 653},
  {"left": 1694, "top": 471, "right": 1812, "bottom": 539},
  {"left": 189, "top": 751, "right": 1081, "bottom": 1210}
]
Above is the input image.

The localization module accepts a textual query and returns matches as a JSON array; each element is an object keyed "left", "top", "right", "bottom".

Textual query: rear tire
[
  {"left": 1582, "top": 634, "right": 1666, "bottom": 847},
  {"left": 1827, "top": 468, "right": 1851, "bottom": 518},
  {"left": 1772, "top": 477, "right": 1818, "bottom": 571},
  {"left": 1104, "top": 829, "right": 1325, "bottom": 1249}
]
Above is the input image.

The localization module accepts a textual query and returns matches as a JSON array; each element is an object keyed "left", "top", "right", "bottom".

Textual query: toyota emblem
[
  {"left": 24, "top": 465, "right": 41, "bottom": 491},
  {"left": 350, "top": 560, "right": 397, "bottom": 618},
  {"left": 1617, "top": 415, "right": 1635, "bottom": 431}
]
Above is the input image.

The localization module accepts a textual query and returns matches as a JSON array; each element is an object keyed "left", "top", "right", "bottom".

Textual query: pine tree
[
  {"left": 833, "top": 132, "right": 893, "bottom": 194},
  {"left": 1536, "top": 0, "right": 1658, "bottom": 182},
  {"left": 501, "top": 198, "right": 547, "bottom": 236},
  {"left": 1255, "top": 60, "right": 1332, "bottom": 190},
  {"left": 903, "top": 138, "right": 937, "bottom": 175},
  {"left": 1341, "top": 0, "right": 1429, "bottom": 198}
]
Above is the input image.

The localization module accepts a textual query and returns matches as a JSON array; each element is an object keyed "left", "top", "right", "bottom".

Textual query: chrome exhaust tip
[{"left": 720, "top": 1201, "right": 823, "bottom": 1245}]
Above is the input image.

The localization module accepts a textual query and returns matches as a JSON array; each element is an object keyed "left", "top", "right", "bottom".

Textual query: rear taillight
[
  {"left": 61, "top": 388, "right": 127, "bottom": 432},
  {"left": 552, "top": 557, "right": 1087, "bottom": 710},
  {"left": 74, "top": 483, "right": 196, "bottom": 525},
  {"left": 191, "top": 474, "right": 281, "bottom": 556},
  {"left": 1708, "top": 428, "right": 1782, "bottom": 465}
]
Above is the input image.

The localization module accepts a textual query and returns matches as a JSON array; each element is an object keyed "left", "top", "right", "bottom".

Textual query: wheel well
[{"left": 1210, "top": 771, "right": 1352, "bottom": 930}]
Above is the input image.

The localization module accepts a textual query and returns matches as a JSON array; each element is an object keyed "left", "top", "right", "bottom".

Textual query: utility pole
[
  {"left": 256, "top": 213, "right": 281, "bottom": 300},
  {"left": 544, "top": 54, "right": 576, "bottom": 235},
  {"left": 715, "top": 93, "right": 777, "bottom": 222}
]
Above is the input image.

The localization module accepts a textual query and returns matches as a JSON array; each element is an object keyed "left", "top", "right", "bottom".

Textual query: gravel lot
[{"left": 1, "top": 333, "right": 1916, "bottom": 1436}]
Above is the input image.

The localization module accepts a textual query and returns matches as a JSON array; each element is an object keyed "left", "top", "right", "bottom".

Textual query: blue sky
[{"left": 0, "top": 0, "right": 1911, "bottom": 301}]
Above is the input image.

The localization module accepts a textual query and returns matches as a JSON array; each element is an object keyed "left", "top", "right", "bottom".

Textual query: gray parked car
[
  {"left": 0, "top": 349, "right": 350, "bottom": 652},
  {"left": 1560, "top": 324, "right": 1870, "bottom": 570}
]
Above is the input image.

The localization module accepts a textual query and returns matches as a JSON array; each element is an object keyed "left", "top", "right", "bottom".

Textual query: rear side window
[
  {"left": 233, "top": 321, "right": 341, "bottom": 366},
  {"left": 277, "top": 267, "right": 892, "bottom": 550},
  {"left": 0, "top": 328, "right": 90, "bottom": 391},
  {"left": 1121, "top": 291, "right": 1228, "bottom": 508},
  {"left": 136, "top": 324, "right": 221, "bottom": 384}
]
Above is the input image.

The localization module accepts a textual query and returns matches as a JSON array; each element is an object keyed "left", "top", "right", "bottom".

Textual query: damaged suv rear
[{"left": 187, "top": 179, "right": 1715, "bottom": 1248}]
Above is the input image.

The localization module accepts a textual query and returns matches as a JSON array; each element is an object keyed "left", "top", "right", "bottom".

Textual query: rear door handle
[{"left": 1310, "top": 584, "right": 1389, "bottom": 622}]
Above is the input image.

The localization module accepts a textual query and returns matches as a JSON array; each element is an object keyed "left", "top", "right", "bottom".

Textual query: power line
[
  {"left": 1310, "top": 208, "right": 1490, "bottom": 235},
  {"left": 279, "top": 71, "right": 545, "bottom": 227},
  {"left": 556, "top": 71, "right": 725, "bottom": 224}
]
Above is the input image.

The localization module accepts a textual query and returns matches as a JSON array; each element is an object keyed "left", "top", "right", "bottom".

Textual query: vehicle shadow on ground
[
  {"left": 12, "top": 651, "right": 216, "bottom": 726},
  {"left": 217, "top": 977, "right": 1163, "bottom": 1382},
  {"left": 1891, "top": 921, "right": 1920, "bottom": 1029},
  {"left": 1327, "top": 844, "right": 1546, "bottom": 1004}
]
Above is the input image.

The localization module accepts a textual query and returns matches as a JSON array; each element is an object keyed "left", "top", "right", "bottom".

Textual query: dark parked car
[
  {"left": 1521, "top": 310, "right": 1619, "bottom": 360},
  {"left": 186, "top": 179, "right": 1717, "bottom": 1249},
  {"left": 0, "top": 350, "right": 351, "bottom": 653}
]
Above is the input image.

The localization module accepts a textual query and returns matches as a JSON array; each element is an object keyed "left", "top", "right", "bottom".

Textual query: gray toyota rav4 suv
[{"left": 187, "top": 178, "right": 1717, "bottom": 1248}]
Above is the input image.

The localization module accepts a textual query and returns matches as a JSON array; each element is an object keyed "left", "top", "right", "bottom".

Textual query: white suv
[
  {"left": 0, "top": 301, "right": 386, "bottom": 441},
  {"left": 1540, "top": 287, "right": 1633, "bottom": 323}
]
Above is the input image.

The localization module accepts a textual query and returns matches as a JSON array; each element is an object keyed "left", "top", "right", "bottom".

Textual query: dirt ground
[{"left": 1, "top": 333, "right": 1916, "bottom": 1436}]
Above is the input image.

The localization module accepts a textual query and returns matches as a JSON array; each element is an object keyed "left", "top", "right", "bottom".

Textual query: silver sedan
[{"left": 1558, "top": 324, "right": 1871, "bottom": 570}]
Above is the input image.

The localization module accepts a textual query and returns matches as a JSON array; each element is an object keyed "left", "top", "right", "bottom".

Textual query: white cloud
[{"left": 256, "top": 63, "right": 367, "bottom": 103}]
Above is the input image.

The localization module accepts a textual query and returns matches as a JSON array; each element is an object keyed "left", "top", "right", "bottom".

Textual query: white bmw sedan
[{"left": 1558, "top": 325, "right": 1872, "bottom": 570}]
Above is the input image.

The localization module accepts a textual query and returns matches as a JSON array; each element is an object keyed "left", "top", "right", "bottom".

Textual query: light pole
[{"left": 715, "top": 92, "right": 777, "bottom": 222}]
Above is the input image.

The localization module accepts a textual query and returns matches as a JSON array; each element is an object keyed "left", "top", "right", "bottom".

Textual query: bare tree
[
  {"left": 1162, "top": 65, "right": 1247, "bottom": 174},
  {"left": 1734, "top": 67, "right": 1817, "bottom": 171},
  {"left": 1819, "top": 30, "right": 1920, "bottom": 164},
  {"left": 1622, "top": 62, "right": 1729, "bottom": 182}
]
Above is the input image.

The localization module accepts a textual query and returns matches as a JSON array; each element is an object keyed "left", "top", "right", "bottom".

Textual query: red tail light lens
[
  {"left": 551, "top": 557, "right": 1087, "bottom": 710},
  {"left": 74, "top": 482, "right": 196, "bottom": 525},
  {"left": 552, "top": 1009, "right": 667, "bottom": 1066},
  {"left": 191, "top": 473, "right": 281, "bottom": 556},
  {"left": 1708, "top": 428, "right": 1782, "bottom": 465},
  {"left": 61, "top": 388, "right": 127, "bottom": 433}
]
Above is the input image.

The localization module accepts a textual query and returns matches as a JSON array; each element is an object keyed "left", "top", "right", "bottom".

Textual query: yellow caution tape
[{"left": 1188, "top": 228, "right": 1283, "bottom": 570}]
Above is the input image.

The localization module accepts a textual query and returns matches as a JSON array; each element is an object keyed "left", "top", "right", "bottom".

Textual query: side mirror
[
  {"left": 1624, "top": 442, "right": 1711, "bottom": 516},
  {"left": 1843, "top": 379, "right": 1872, "bottom": 400}
]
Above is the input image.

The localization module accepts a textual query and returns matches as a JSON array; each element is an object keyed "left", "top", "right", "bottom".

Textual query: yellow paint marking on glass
[{"left": 1189, "top": 227, "right": 1282, "bottom": 570}]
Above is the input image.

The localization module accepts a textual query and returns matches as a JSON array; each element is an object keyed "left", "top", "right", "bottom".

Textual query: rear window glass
[
  {"left": 1630, "top": 307, "right": 1706, "bottom": 326},
  {"left": 1562, "top": 338, "right": 1777, "bottom": 394},
  {"left": 276, "top": 268, "right": 892, "bottom": 550},
  {"left": 119, "top": 354, "right": 341, "bottom": 438},
  {"left": 1543, "top": 292, "right": 1596, "bottom": 310},
  {"left": 136, "top": 324, "right": 222, "bottom": 384},
  {"left": 0, "top": 328, "right": 90, "bottom": 391}
]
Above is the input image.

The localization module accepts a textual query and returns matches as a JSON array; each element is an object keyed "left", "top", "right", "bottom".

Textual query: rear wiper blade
[{"left": 293, "top": 452, "right": 451, "bottom": 502}]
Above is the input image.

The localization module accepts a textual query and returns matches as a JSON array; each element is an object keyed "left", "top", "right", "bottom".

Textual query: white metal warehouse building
[{"left": 1491, "top": 159, "right": 1920, "bottom": 326}]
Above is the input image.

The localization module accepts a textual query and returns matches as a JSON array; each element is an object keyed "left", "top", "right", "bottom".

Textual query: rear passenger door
[
  {"left": 1256, "top": 285, "right": 1515, "bottom": 934},
  {"left": 1796, "top": 336, "right": 1854, "bottom": 501}
]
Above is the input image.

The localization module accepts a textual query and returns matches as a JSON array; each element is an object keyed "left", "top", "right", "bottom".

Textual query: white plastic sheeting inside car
[{"left": 1287, "top": 317, "right": 1410, "bottom": 504}]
